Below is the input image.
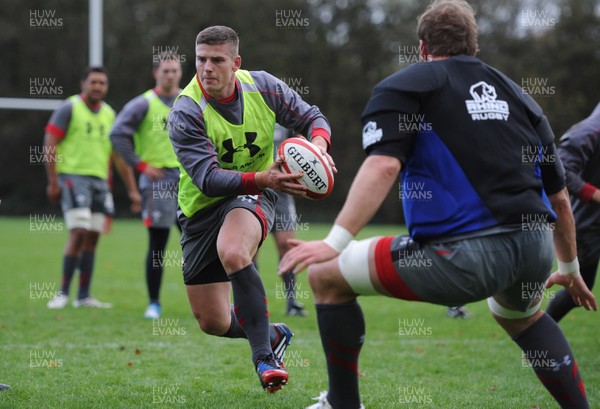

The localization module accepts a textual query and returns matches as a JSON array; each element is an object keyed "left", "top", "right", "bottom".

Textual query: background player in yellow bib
[
  {"left": 168, "top": 26, "right": 334, "bottom": 393},
  {"left": 45, "top": 66, "right": 141, "bottom": 309},
  {"left": 110, "top": 53, "right": 182, "bottom": 319}
]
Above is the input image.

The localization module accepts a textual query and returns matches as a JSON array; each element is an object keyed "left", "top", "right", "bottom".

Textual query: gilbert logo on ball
[{"left": 278, "top": 138, "right": 334, "bottom": 199}]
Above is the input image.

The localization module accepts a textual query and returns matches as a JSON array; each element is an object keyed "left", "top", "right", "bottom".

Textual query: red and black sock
[
  {"left": 222, "top": 306, "right": 282, "bottom": 348},
  {"left": 229, "top": 264, "right": 272, "bottom": 363},
  {"left": 223, "top": 306, "right": 246, "bottom": 338},
  {"left": 316, "top": 300, "right": 364, "bottom": 409},
  {"left": 60, "top": 255, "right": 79, "bottom": 295},
  {"left": 513, "top": 313, "right": 589, "bottom": 409}
]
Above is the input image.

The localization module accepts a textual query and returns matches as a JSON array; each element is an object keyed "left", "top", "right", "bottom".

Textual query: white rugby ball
[{"left": 278, "top": 138, "right": 334, "bottom": 200}]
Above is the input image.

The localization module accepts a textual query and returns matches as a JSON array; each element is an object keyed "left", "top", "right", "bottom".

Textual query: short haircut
[
  {"left": 81, "top": 66, "right": 108, "bottom": 81},
  {"left": 152, "top": 51, "right": 182, "bottom": 70},
  {"left": 417, "top": 0, "right": 478, "bottom": 57},
  {"left": 195, "top": 25, "right": 239, "bottom": 57}
]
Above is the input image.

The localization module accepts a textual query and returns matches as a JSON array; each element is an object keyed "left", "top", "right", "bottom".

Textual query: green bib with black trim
[
  {"left": 56, "top": 95, "right": 114, "bottom": 179},
  {"left": 177, "top": 70, "right": 275, "bottom": 217},
  {"left": 133, "top": 89, "right": 179, "bottom": 168}
]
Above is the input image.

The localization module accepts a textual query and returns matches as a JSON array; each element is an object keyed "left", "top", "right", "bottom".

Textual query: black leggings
[{"left": 146, "top": 227, "right": 171, "bottom": 303}]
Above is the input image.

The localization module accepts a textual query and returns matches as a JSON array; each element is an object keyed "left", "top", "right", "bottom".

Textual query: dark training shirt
[{"left": 361, "top": 55, "right": 565, "bottom": 240}]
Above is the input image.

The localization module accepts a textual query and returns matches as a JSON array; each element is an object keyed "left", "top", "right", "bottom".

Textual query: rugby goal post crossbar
[{"left": 1, "top": 0, "right": 102, "bottom": 111}]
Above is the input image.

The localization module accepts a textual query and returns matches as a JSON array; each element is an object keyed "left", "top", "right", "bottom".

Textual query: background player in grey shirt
[
  {"left": 110, "top": 53, "right": 182, "bottom": 319},
  {"left": 546, "top": 102, "right": 600, "bottom": 322}
]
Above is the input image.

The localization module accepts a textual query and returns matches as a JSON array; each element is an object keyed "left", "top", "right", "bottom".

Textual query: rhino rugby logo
[{"left": 465, "top": 81, "right": 510, "bottom": 121}]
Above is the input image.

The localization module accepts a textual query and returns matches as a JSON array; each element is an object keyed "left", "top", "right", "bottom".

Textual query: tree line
[{"left": 1, "top": 0, "right": 598, "bottom": 223}]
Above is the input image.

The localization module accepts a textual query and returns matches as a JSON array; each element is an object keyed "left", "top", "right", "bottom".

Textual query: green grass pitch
[{"left": 0, "top": 217, "right": 598, "bottom": 408}]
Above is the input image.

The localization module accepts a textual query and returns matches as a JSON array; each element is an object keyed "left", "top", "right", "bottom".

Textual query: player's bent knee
[
  {"left": 339, "top": 238, "right": 380, "bottom": 296},
  {"left": 307, "top": 263, "right": 328, "bottom": 294},
  {"left": 487, "top": 296, "right": 541, "bottom": 319},
  {"left": 193, "top": 312, "right": 228, "bottom": 335},
  {"left": 308, "top": 258, "right": 357, "bottom": 303},
  {"left": 217, "top": 246, "right": 252, "bottom": 273}
]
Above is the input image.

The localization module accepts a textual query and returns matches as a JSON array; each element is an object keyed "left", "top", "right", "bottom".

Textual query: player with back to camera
[
  {"left": 167, "top": 25, "right": 334, "bottom": 392},
  {"left": 280, "top": 1, "right": 597, "bottom": 408},
  {"left": 546, "top": 102, "right": 600, "bottom": 322},
  {"left": 110, "top": 52, "right": 183, "bottom": 319},
  {"left": 45, "top": 66, "right": 141, "bottom": 310}
]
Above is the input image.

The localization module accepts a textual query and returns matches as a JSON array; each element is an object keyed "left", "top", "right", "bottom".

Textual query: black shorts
[
  {"left": 179, "top": 190, "right": 277, "bottom": 285},
  {"left": 271, "top": 191, "right": 297, "bottom": 233}
]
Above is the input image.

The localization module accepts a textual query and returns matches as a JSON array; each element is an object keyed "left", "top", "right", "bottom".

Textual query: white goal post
[{"left": 1, "top": 0, "right": 102, "bottom": 111}]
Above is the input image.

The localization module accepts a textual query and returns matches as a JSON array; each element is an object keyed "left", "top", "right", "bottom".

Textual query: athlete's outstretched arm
[
  {"left": 279, "top": 154, "right": 400, "bottom": 274},
  {"left": 334, "top": 154, "right": 400, "bottom": 234}
]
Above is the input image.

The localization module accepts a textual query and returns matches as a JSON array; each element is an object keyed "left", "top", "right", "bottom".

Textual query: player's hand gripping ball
[{"left": 278, "top": 138, "right": 334, "bottom": 200}]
